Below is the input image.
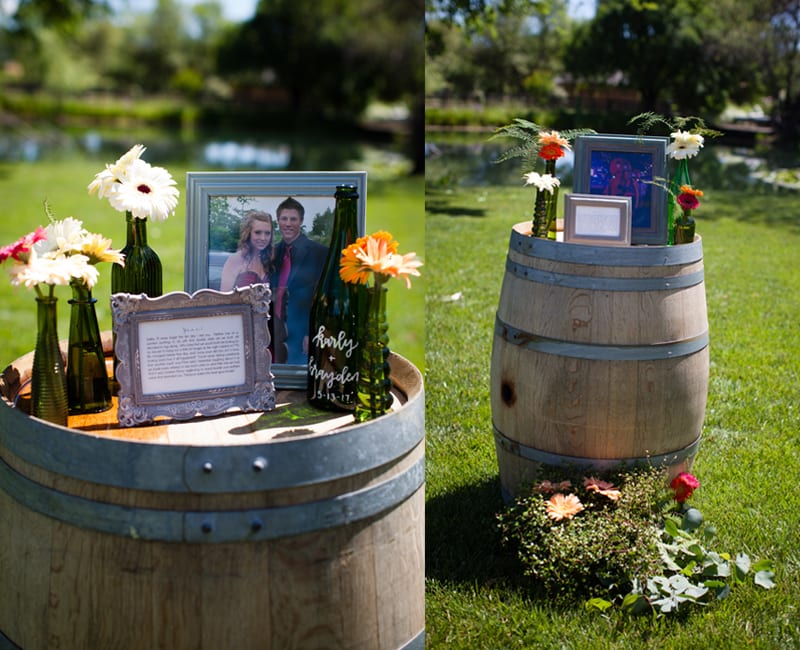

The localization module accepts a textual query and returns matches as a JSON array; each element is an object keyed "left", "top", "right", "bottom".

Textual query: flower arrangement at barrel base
[
  {"left": 339, "top": 231, "right": 423, "bottom": 422},
  {"left": 88, "top": 144, "right": 179, "bottom": 297},
  {"left": 498, "top": 466, "right": 776, "bottom": 616},
  {"left": 1, "top": 214, "right": 122, "bottom": 423}
]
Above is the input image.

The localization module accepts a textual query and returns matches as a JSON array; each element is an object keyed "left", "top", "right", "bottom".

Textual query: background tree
[
  {"left": 426, "top": 0, "right": 570, "bottom": 103},
  {"left": 563, "top": 0, "right": 762, "bottom": 116}
]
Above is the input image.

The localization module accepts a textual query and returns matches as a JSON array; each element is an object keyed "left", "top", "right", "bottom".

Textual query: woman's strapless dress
[{"left": 233, "top": 271, "right": 264, "bottom": 288}]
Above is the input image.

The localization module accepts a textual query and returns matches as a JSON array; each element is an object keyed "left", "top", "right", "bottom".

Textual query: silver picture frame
[
  {"left": 564, "top": 193, "right": 632, "bottom": 246},
  {"left": 111, "top": 285, "right": 275, "bottom": 427},
  {"left": 573, "top": 134, "right": 669, "bottom": 245},
  {"left": 184, "top": 171, "right": 367, "bottom": 389}
]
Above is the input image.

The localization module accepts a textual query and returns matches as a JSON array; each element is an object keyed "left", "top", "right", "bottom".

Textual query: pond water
[
  {"left": 425, "top": 130, "right": 800, "bottom": 192},
  {"left": 0, "top": 125, "right": 413, "bottom": 179}
]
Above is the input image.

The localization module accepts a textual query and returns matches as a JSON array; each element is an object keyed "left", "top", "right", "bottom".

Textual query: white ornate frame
[{"left": 111, "top": 285, "right": 275, "bottom": 426}]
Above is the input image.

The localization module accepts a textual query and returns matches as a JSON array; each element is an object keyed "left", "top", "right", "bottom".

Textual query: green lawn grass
[
  {"left": 0, "top": 158, "right": 424, "bottom": 370},
  {"left": 425, "top": 182, "right": 800, "bottom": 648}
]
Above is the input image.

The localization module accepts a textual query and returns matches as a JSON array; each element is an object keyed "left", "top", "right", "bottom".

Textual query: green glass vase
[
  {"left": 112, "top": 212, "right": 162, "bottom": 297},
  {"left": 668, "top": 158, "right": 691, "bottom": 246},
  {"left": 31, "top": 296, "right": 68, "bottom": 425},
  {"left": 532, "top": 159, "right": 559, "bottom": 239},
  {"left": 355, "top": 284, "right": 393, "bottom": 423},
  {"left": 674, "top": 213, "right": 696, "bottom": 245},
  {"left": 67, "top": 281, "right": 111, "bottom": 414}
]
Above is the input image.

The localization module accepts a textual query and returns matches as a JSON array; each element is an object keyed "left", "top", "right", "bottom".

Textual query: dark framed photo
[
  {"left": 564, "top": 193, "right": 632, "bottom": 246},
  {"left": 184, "top": 171, "right": 367, "bottom": 389},
  {"left": 573, "top": 134, "right": 669, "bottom": 245}
]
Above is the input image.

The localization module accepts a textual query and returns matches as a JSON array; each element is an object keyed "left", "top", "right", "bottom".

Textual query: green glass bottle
[
  {"left": 674, "top": 213, "right": 696, "bottom": 244},
  {"left": 67, "top": 281, "right": 112, "bottom": 414},
  {"left": 31, "top": 295, "right": 68, "bottom": 425},
  {"left": 668, "top": 158, "right": 691, "bottom": 246},
  {"left": 307, "top": 185, "right": 360, "bottom": 411},
  {"left": 112, "top": 212, "right": 162, "bottom": 297}
]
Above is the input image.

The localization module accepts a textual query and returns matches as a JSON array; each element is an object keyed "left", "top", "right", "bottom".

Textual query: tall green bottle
[{"left": 307, "top": 185, "right": 360, "bottom": 411}]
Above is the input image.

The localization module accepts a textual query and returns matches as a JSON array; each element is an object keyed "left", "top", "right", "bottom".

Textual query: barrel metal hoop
[
  {"left": 495, "top": 315, "right": 709, "bottom": 361},
  {"left": 0, "top": 454, "right": 425, "bottom": 543},
  {"left": 493, "top": 424, "right": 701, "bottom": 470},
  {"left": 0, "top": 629, "right": 21, "bottom": 650},
  {"left": 505, "top": 257, "right": 705, "bottom": 291},
  {"left": 400, "top": 629, "right": 426, "bottom": 650},
  {"left": 509, "top": 227, "right": 703, "bottom": 266},
  {"left": 0, "top": 385, "right": 424, "bottom": 493}
]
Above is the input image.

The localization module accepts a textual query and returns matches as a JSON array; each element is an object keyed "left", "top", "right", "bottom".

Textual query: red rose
[{"left": 670, "top": 472, "right": 700, "bottom": 503}]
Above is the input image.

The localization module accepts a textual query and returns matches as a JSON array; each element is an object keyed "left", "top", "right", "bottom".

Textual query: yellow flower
[
  {"left": 545, "top": 493, "right": 584, "bottom": 521},
  {"left": 76, "top": 232, "right": 125, "bottom": 266},
  {"left": 339, "top": 230, "right": 422, "bottom": 288}
]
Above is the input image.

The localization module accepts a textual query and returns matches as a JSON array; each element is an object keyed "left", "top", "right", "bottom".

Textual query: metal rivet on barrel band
[
  {"left": 202, "top": 461, "right": 214, "bottom": 473},
  {"left": 252, "top": 457, "right": 268, "bottom": 472}
]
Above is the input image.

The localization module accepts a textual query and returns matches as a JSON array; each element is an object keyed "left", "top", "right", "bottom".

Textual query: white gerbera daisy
[
  {"left": 667, "top": 130, "right": 704, "bottom": 160},
  {"left": 107, "top": 158, "right": 180, "bottom": 221},
  {"left": 523, "top": 171, "right": 561, "bottom": 193},
  {"left": 8, "top": 250, "right": 99, "bottom": 289},
  {"left": 88, "top": 144, "right": 146, "bottom": 198},
  {"left": 34, "top": 217, "right": 87, "bottom": 256}
]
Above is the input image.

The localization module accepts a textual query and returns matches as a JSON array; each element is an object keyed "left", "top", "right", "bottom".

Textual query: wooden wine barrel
[
  {"left": 0, "top": 344, "right": 425, "bottom": 650},
  {"left": 491, "top": 223, "right": 709, "bottom": 500}
]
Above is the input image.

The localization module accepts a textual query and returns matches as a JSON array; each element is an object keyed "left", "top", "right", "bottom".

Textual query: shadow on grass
[
  {"left": 426, "top": 476, "right": 524, "bottom": 586},
  {"left": 425, "top": 185, "right": 489, "bottom": 218},
  {"left": 425, "top": 198, "right": 488, "bottom": 218}
]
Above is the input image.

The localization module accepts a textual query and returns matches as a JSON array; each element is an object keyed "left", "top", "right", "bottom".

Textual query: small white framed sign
[
  {"left": 564, "top": 193, "right": 632, "bottom": 246},
  {"left": 111, "top": 284, "right": 275, "bottom": 426}
]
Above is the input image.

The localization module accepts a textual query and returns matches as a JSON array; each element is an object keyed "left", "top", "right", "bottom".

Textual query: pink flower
[
  {"left": 584, "top": 476, "right": 622, "bottom": 502},
  {"left": 670, "top": 472, "right": 700, "bottom": 503},
  {"left": 0, "top": 227, "right": 47, "bottom": 264},
  {"left": 534, "top": 479, "right": 572, "bottom": 494}
]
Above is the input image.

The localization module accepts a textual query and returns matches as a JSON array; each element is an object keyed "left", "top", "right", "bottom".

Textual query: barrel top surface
[
  {"left": 1, "top": 352, "right": 421, "bottom": 446},
  {"left": 509, "top": 221, "right": 703, "bottom": 266},
  {"left": 1, "top": 350, "right": 424, "bottom": 492}
]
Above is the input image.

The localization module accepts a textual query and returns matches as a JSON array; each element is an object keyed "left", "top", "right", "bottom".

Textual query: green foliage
[
  {"left": 497, "top": 466, "right": 668, "bottom": 603},
  {"left": 628, "top": 112, "right": 723, "bottom": 140},
  {"left": 490, "top": 117, "right": 595, "bottom": 172},
  {"left": 219, "top": 0, "right": 422, "bottom": 121},
  {"left": 615, "top": 508, "right": 777, "bottom": 616}
]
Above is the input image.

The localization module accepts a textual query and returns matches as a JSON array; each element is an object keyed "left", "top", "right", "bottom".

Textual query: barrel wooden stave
[{"left": 491, "top": 224, "right": 709, "bottom": 499}]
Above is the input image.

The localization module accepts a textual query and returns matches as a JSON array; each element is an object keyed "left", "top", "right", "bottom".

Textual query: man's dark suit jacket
[{"left": 271, "top": 234, "right": 328, "bottom": 364}]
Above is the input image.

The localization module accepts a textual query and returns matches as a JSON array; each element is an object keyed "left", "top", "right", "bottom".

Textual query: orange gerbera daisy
[
  {"left": 538, "top": 130, "right": 570, "bottom": 161},
  {"left": 545, "top": 493, "right": 584, "bottom": 521},
  {"left": 584, "top": 477, "right": 622, "bottom": 502},
  {"left": 339, "top": 230, "right": 422, "bottom": 288},
  {"left": 679, "top": 184, "right": 704, "bottom": 198}
]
